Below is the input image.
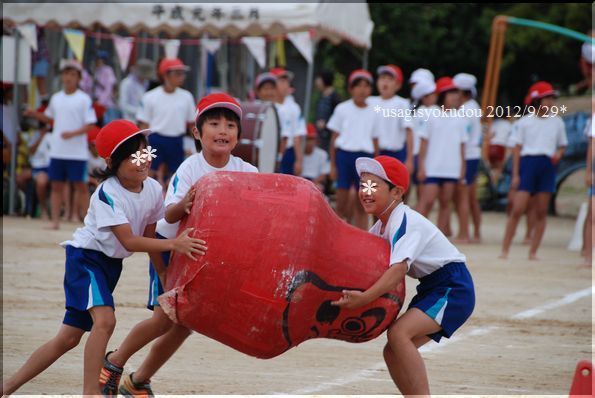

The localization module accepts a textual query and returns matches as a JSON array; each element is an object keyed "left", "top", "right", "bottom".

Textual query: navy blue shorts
[
  {"left": 336, "top": 149, "right": 373, "bottom": 190},
  {"left": 49, "top": 158, "right": 87, "bottom": 182},
  {"left": 147, "top": 233, "right": 171, "bottom": 310},
  {"left": 464, "top": 159, "right": 480, "bottom": 185},
  {"left": 409, "top": 262, "right": 475, "bottom": 343},
  {"left": 63, "top": 246, "right": 123, "bottom": 331},
  {"left": 424, "top": 177, "right": 458, "bottom": 186},
  {"left": 380, "top": 148, "right": 407, "bottom": 163},
  {"left": 148, "top": 133, "right": 184, "bottom": 174},
  {"left": 519, "top": 155, "right": 556, "bottom": 194},
  {"left": 32, "top": 167, "right": 49, "bottom": 178},
  {"left": 280, "top": 147, "right": 296, "bottom": 175}
]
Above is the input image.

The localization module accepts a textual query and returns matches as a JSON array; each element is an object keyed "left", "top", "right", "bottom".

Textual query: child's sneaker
[
  {"left": 118, "top": 373, "right": 154, "bottom": 398},
  {"left": 99, "top": 351, "right": 123, "bottom": 397}
]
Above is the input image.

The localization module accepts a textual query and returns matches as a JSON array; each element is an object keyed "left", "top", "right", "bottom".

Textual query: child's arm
[
  {"left": 111, "top": 223, "right": 207, "bottom": 260},
  {"left": 331, "top": 261, "right": 408, "bottom": 309},
  {"left": 165, "top": 186, "right": 196, "bottom": 224},
  {"left": 417, "top": 138, "right": 428, "bottom": 182},
  {"left": 28, "top": 130, "right": 47, "bottom": 155},
  {"left": 143, "top": 223, "right": 168, "bottom": 287},
  {"left": 511, "top": 144, "right": 521, "bottom": 189},
  {"left": 587, "top": 137, "right": 593, "bottom": 188},
  {"left": 551, "top": 146, "right": 566, "bottom": 166},
  {"left": 405, "top": 127, "right": 414, "bottom": 173},
  {"left": 23, "top": 109, "right": 52, "bottom": 124},
  {"left": 61, "top": 123, "right": 94, "bottom": 140},
  {"left": 329, "top": 131, "right": 339, "bottom": 180},
  {"left": 460, "top": 143, "right": 466, "bottom": 183},
  {"left": 293, "top": 135, "right": 304, "bottom": 176},
  {"left": 373, "top": 137, "right": 380, "bottom": 157}
]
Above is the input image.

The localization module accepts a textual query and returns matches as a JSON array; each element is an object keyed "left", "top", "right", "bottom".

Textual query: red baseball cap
[
  {"left": 306, "top": 122, "right": 317, "bottom": 138},
  {"left": 348, "top": 69, "right": 373, "bottom": 86},
  {"left": 87, "top": 125, "right": 101, "bottom": 144},
  {"left": 356, "top": 156, "right": 410, "bottom": 193},
  {"left": 270, "top": 67, "right": 294, "bottom": 80},
  {"left": 435, "top": 77, "right": 457, "bottom": 94},
  {"left": 377, "top": 64, "right": 404, "bottom": 83},
  {"left": 528, "top": 81, "right": 558, "bottom": 100},
  {"left": 158, "top": 58, "right": 190, "bottom": 76},
  {"left": 255, "top": 72, "right": 277, "bottom": 89},
  {"left": 195, "top": 93, "right": 243, "bottom": 121},
  {"left": 95, "top": 120, "right": 151, "bottom": 159},
  {"left": 523, "top": 93, "right": 532, "bottom": 106}
]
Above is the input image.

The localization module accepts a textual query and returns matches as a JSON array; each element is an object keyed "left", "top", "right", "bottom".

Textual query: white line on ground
[{"left": 279, "top": 286, "right": 593, "bottom": 395}]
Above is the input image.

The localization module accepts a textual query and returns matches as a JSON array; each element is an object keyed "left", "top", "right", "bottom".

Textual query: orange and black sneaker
[
  {"left": 99, "top": 351, "right": 123, "bottom": 397},
  {"left": 118, "top": 373, "right": 154, "bottom": 398}
]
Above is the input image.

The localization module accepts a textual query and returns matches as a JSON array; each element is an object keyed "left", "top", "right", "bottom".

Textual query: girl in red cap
[
  {"left": 500, "top": 81, "right": 568, "bottom": 260},
  {"left": 328, "top": 69, "right": 380, "bottom": 230},
  {"left": 333, "top": 155, "right": 475, "bottom": 396},
  {"left": 99, "top": 93, "right": 258, "bottom": 397},
  {"left": 2, "top": 120, "right": 205, "bottom": 396},
  {"left": 416, "top": 77, "right": 467, "bottom": 235}
]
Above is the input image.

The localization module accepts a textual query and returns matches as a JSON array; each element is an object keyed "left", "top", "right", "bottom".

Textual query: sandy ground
[{"left": 2, "top": 210, "right": 593, "bottom": 395}]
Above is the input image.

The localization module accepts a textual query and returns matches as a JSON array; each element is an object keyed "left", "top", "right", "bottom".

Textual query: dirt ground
[{"left": 2, "top": 209, "right": 593, "bottom": 395}]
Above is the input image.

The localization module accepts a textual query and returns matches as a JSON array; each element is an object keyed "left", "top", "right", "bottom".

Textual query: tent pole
[
  {"left": 302, "top": 40, "right": 318, "bottom": 123},
  {"left": 362, "top": 48, "right": 369, "bottom": 70},
  {"left": 9, "top": 30, "right": 21, "bottom": 215}
]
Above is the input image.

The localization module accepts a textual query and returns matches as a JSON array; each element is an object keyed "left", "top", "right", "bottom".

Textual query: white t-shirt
[
  {"left": 156, "top": 152, "right": 259, "bottom": 238},
  {"left": 87, "top": 152, "right": 107, "bottom": 175},
  {"left": 136, "top": 86, "right": 195, "bottom": 137},
  {"left": 327, "top": 99, "right": 379, "bottom": 153},
  {"left": 183, "top": 135, "right": 198, "bottom": 157},
  {"left": 368, "top": 95, "right": 413, "bottom": 151},
  {"left": 369, "top": 203, "right": 466, "bottom": 279},
  {"left": 275, "top": 97, "right": 305, "bottom": 149},
  {"left": 29, "top": 132, "right": 51, "bottom": 169},
  {"left": 419, "top": 109, "right": 467, "bottom": 179},
  {"left": 301, "top": 147, "right": 330, "bottom": 180},
  {"left": 412, "top": 105, "right": 439, "bottom": 155},
  {"left": 44, "top": 90, "right": 97, "bottom": 161},
  {"left": 489, "top": 119, "right": 512, "bottom": 146},
  {"left": 509, "top": 114, "right": 568, "bottom": 157},
  {"left": 62, "top": 177, "right": 165, "bottom": 259},
  {"left": 461, "top": 99, "right": 482, "bottom": 160}
]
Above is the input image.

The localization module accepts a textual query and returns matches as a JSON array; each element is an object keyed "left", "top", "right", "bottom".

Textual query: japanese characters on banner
[{"left": 149, "top": 4, "right": 260, "bottom": 23}]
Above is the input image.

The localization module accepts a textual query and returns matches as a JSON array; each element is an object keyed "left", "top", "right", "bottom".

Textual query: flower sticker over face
[
  {"left": 361, "top": 180, "right": 378, "bottom": 196},
  {"left": 143, "top": 146, "right": 157, "bottom": 161},
  {"left": 130, "top": 150, "right": 146, "bottom": 166}
]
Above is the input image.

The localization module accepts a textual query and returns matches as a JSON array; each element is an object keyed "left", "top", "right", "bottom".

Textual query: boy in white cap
[
  {"left": 332, "top": 155, "right": 474, "bottom": 396},
  {"left": 23, "top": 59, "right": 97, "bottom": 230},
  {"left": 409, "top": 68, "right": 435, "bottom": 88},
  {"left": 136, "top": 58, "right": 195, "bottom": 188},
  {"left": 368, "top": 64, "right": 414, "bottom": 172},
  {"left": 453, "top": 73, "right": 482, "bottom": 243}
]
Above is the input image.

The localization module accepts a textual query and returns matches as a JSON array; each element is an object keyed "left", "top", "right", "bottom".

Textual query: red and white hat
[
  {"left": 270, "top": 67, "right": 295, "bottom": 80},
  {"left": 377, "top": 64, "right": 404, "bottom": 83},
  {"left": 195, "top": 93, "right": 243, "bottom": 121},
  {"left": 348, "top": 69, "right": 373, "bottom": 86},
  {"left": 528, "top": 81, "right": 558, "bottom": 100},
  {"left": 59, "top": 59, "right": 83, "bottom": 73},
  {"left": 87, "top": 125, "right": 101, "bottom": 144},
  {"left": 158, "top": 58, "right": 190, "bottom": 76},
  {"left": 435, "top": 76, "right": 458, "bottom": 94},
  {"left": 95, "top": 120, "right": 151, "bottom": 159},
  {"left": 356, "top": 156, "right": 410, "bottom": 193},
  {"left": 255, "top": 72, "right": 277, "bottom": 89}
]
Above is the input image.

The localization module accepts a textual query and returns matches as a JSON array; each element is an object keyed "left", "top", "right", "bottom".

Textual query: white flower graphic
[
  {"left": 130, "top": 150, "right": 147, "bottom": 166},
  {"left": 361, "top": 180, "right": 377, "bottom": 195},
  {"left": 142, "top": 146, "right": 157, "bottom": 160}
]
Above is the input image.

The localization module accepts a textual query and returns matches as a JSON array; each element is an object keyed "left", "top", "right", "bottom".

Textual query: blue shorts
[
  {"left": 32, "top": 167, "right": 49, "bottom": 178},
  {"left": 336, "top": 149, "right": 373, "bottom": 190},
  {"left": 464, "top": 159, "right": 480, "bottom": 185},
  {"left": 148, "top": 133, "right": 184, "bottom": 174},
  {"left": 424, "top": 177, "right": 458, "bottom": 186},
  {"left": 280, "top": 147, "right": 296, "bottom": 175},
  {"left": 63, "top": 246, "right": 123, "bottom": 331},
  {"left": 147, "top": 233, "right": 171, "bottom": 310},
  {"left": 408, "top": 262, "right": 475, "bottom": 343},
  {"left": 380, "top": 148, "right": 407, "bottom": 163},
  {"left": 33, "top": 59, "right": 49, "bottom": 77},
  {"left": 49, "top": 158, "right": 87, "bottom": 182},
  {"left": 519, "top": 155, "right": 556, "bottom": 194}
]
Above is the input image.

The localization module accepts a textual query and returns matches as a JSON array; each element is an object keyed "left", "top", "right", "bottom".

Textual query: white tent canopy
[{"left": 4, "top": 2, "right": 374, "bottom": 48}]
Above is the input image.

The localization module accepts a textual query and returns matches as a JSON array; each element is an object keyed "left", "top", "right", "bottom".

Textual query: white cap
[
  {"left": 409, "top": 68, "right": 434, "bottom": 85},
  {"left": 355, "top": 157, "right": 389, "bottom": 181},
  {"left": 59, "top": 59, "right": 83, "bottom": 73},
  {"left": 411, "top": 80, "right": 436, "bottom": 101},
  {"left": 582, "top": 42, "right": 595, "bottom": 64},
  {"left": 453, "top": 73, "right": 477, "bottom": 97}
]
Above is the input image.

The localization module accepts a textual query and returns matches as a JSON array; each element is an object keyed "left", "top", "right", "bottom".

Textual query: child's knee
[
  {"left": 92, "top": 314, "right": 117, "bottom": 335},
  {"left": 58, "top": 333, "right": 83, "bottom": 351}
]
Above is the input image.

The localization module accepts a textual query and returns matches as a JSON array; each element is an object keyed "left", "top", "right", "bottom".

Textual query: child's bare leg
[
  {"left": 35, "top": 172, "right": 50, "bottom": 219},
  {"left": 523, "top": 198, "right": 537, "bottom": 244},
  {"left": 455, "top": 183, "right": 470, "bottom": 242},
  {"left": 108, "top": 307, "right": 173, "bottom": 367},
  {"left": 132, "top": 324, "right": 192, "bottom": 384},
  {"left": 437, "top": 183, "right": 456, "bottom": 235},
  {"left": 417, "top": 184, "right": 439, "bottom": 217},
  {"left": 469, "top": 182, "right": 482, "bottom": 242},
  {"left": 383, "top": 309, "right": 441, "bottom": 396},
  {"left": 47, "top": 181, "right": 64, "bottom": 230},
  {"left": 528, "top": 192, "right": 551, "bottom": 260},
  {"left": 74, "top": 182, "right": 89, "bottom": 223},
  {"left": 500, "top": 191, "right": 530, "bottom": 258},
  {"left": 2, "top": 324, "right": 84, "bottom": 395},
  {"left": 84, "top": 306, "right": 116, "bottom": 395}
]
